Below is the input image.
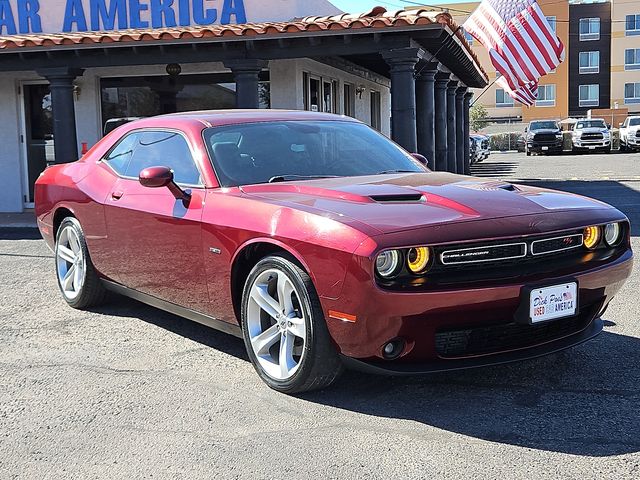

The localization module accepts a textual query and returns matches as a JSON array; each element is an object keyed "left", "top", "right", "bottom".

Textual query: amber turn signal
[
  {"left": 407, "top": 247, "right": 432, "bottom": 274},
  {"left": 583, "top": 226, "right": 601, "bottom": 250}
]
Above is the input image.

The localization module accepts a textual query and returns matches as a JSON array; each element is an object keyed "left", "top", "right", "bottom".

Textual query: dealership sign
[{"left": 0, "top": 0, "right": 341, "bottom": 35}]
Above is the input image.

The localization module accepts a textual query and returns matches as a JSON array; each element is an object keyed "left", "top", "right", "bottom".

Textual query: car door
[{"left": 103, "top": 130, "right": 209, "bottom": 312}]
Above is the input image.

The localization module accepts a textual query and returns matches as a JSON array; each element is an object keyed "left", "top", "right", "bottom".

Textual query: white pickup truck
[{"left": 619, "top": 116, "right": 640, "bottom": 152}]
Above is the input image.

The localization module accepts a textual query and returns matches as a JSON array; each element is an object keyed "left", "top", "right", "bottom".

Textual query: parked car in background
[
  {"left": 571, "top": 119, "right": 611, "bottom": 154},
  {"left": 35, "top": 111, "right": 633, "bottom": 394},
  {"left": 619, "top": 116, "right": 640, "bottom": 152},
  {"left": 103, "top": 117, "right": 143, "bottom": 136},
  {"left": 525, "top": 120, "right": 564, "bottom": 156},
  {"left": 470, "top": 134, "right": 490, "bottom": 163},
  {"left": 516, "top": 133, "right": 526, "bottom": 153}
]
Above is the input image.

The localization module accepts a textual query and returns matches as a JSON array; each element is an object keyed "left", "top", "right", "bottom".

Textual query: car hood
[
  {"left": 577, "top": 127, "right": 608, "bottom": 134},
  {"left": 240, "top": 173, "right": 612, "bottom": 235},
  {"left": 530, "top": 128, "right": 560, "bottom": 134}
]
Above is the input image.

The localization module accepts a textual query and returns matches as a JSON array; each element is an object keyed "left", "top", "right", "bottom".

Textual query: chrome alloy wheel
[
  {"left": 247, "top": 268, "right": 307, "bottom": 381},
  {"left": 55, "top": 225, "right": 87, "bottom": 301}
]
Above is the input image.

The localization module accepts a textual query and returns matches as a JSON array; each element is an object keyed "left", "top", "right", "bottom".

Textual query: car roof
[{"left": 122, "top": 110, "right": 362, "bottom": 130}]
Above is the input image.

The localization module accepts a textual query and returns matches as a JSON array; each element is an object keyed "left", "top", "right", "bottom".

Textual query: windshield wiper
[
  {"left": 376, "top": 169, "right": 419, "bottom": 175},
  {"left": 268, "top": 175, "right": 339, "bottom": 183}
]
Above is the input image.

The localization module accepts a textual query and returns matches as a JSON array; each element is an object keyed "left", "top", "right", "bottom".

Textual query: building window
[
  {"left": 304, "top": 74, "right": 337, "bottom": 113},
  {"left": 579, "top": 51, "right": 600, "bottom": 74},
  {"left": 625, "top": 83, "right": 640, "bottom": 104},
  {"left": 495, "top": 89, "right": 514, "bottom": 107},
  {"left": 370, "top": 91, "right": 381, "bottom": 131},
  {"left": 546, "top": 16, "right": 556, "bottom": 33},
  {"left": 536, "top": 85, "right": 556, "bottom": 107},
  {"left": 579, "top": 84, "right": 599, "bottom": 107},
  {"left": 579, "top": 18, "right": 600, "bottom": 41},
  {"left": 625, "top": 49, "right": 640, "bottom": 70},
  {"left": 343, "top": 83, "right": 355, "bottom": 117},
  {"left": 626, "top": 14, "right": 640, "bottom": 36}
]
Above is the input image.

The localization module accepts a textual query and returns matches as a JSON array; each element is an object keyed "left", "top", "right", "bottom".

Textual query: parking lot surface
[{"left": 1, "top": 152, "right": 639, "bottom": 479}]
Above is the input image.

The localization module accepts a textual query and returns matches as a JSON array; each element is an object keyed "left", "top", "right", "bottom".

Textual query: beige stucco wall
[{"left": 611, "top": 0, "right": 640, "bottom": 114}]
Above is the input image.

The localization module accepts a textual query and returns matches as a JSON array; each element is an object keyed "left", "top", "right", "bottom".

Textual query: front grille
[
  {"left": 531, "top": 234, "right": 583, "bottom": 255},
  {"left": 435, "top": 314, "right": 591, "bottom": 358},
  {"left": 481, "top": 140, "right": 489, "bottom": 149},
  {"left": 533, "top": 133, "right": 556, "bottom": 142},
  {"left": 441, "top": 243, "right": 526, "bottom": 265},
  {"left": 581, "top": 133, "right": 604, "bottom": 140}
]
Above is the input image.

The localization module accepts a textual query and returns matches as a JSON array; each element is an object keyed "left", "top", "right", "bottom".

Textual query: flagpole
[{"left": 470, "top": 76, "right": 500, "bottom": 107}]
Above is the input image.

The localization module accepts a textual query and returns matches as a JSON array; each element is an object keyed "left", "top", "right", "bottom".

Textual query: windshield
[
  {"left": 203, "top": 121, "right": 426, "bottom": 187},
  {"left": 529, "top": 121, "right": 558, "bottom": 130},
  {"left": 575, "top": 120, "right": 607, "bottom": 129},
  {"left": 629, "top": 118, "right": 640, "bottom": 126}
]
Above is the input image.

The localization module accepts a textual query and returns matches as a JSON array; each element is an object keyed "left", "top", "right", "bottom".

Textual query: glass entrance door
[{"left": 22, "top": 83, "right": 54, "bottom": 205}]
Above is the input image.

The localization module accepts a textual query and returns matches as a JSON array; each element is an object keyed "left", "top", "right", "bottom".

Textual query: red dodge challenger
[{"left": 35, "top": 111, "right": 633, "bottom": 393}]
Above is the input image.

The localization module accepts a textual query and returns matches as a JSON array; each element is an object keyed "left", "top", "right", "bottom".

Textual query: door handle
[{"left": 111, "top": 191, "right": 124, "bottom": 200}]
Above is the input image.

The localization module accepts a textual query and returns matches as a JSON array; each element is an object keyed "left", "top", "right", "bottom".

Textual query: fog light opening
[{"left": 382, "top": 339, "right": 406, "bottom": 360}]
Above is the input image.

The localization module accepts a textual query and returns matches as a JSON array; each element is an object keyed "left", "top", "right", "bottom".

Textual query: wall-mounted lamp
[
  {"left": 166, "top": 63, "right": 182, "bottom": 76},
  {"left": 355, "top": 85, "right": 366, "bottom": 99},
  {"left": 73, "top": 82, "right": 81, "bottom": 101}
]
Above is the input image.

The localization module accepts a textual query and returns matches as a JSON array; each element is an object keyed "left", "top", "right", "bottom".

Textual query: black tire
[
  {"left": 55, "top": 217, "right": 107, "bottom": 309},
  {"left": 241, "top": 254, "right": 343, "bottom": 394}
]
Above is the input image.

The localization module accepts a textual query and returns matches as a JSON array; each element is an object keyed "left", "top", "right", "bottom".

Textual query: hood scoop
[{"left": 370, "top": 193, "right": 425, "bottom": 203}]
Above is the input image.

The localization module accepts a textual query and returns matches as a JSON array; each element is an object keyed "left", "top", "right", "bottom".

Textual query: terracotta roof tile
[{"left": 0, "top": 7, "right": 486, "bottom": 80}]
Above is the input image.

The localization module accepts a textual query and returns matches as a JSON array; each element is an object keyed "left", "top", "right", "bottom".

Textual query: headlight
[
  {"left": 407, "top": 247, "right": 432, "bottom": 274},
  {"left": 583, "top": 226, "right": 601, "bottom": 250},
  {"left": 375, "top": 250, "right": 402, "bottom": 278},
  {"left": 604, "top": 223, "right": 623, "bottom": 247}
]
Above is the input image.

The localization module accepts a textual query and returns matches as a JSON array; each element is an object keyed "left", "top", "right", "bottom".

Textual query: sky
[{"left": 331, "top": 1, "right": 460, "bottom": 14}]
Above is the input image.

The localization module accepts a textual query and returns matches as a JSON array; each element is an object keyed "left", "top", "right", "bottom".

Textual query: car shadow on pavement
[
  {"left": 91, "top": 296, "right": 249, "bottom": 360},
  {"left": 470, "top": 162, "right": 519, "bottom": 178},
  {"left": 518, "top": 180, "right": 640, "bottom": 236},
  {"left": 98, "top": 293, "right": 640, "bottom": 457},
  {"left": 301, "top": 328, "right": 640, "bottom": 457}
]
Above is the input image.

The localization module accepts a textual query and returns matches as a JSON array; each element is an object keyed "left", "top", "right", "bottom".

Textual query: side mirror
[
  {"left": 411, "top": 153, "right": 429, "bottom": 166},
  {"left": 607, "top": 123, "right": 611, "bottom": 129},
  {"left": 139, "top": 166, "right": 191, "bottom": 205},
  {"left": 619, "top": 122, "right": 624, "bottom": 128}
]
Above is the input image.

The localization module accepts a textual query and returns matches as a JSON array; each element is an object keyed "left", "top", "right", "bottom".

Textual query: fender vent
[{"left": 370, "top": 194, "right": 425, "bottom": 203}]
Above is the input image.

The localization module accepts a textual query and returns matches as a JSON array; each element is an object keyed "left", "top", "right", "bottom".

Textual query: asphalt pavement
[{"left": 1, "top": 151, "right": 639, "bottom": 479}]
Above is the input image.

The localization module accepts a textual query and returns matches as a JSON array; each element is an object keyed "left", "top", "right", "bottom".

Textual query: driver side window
[{"left": 124, "top": 131, "right": 202, "bottom": 186}]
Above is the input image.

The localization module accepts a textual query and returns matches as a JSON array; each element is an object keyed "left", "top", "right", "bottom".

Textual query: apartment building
[
  {"left": 426, "top": 0, "right": 570, "bottom": 123},
  {"left": 611, "top": 0, "right": 640, "bottom": 114},
  {"left": 569, "top": 1, "right": 612, "bottom": 117},
  {"left": 420, "top": 0, "right": 639, "bottom": 123}
]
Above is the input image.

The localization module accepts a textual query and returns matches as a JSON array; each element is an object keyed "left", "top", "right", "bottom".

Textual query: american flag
[
  {"left": 464, "top": 0, "right": 565, "bottom": 103},
  {"left": 496, "top": 77, "right": 539, "bottom": 107}
]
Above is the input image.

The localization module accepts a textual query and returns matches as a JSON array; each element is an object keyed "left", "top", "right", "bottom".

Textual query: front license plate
[
  {"left": 589, "top": 146, "right": 596, "bottom": 150},
  {"left": 530, "top": 282, "right": 578, "bottom": 323},
  {"left": 542, "top": 146, "right": 549, "bottom": 151}
]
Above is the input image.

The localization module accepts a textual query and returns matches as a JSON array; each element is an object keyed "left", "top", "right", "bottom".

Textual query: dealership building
[{"left": 0, "top": 0, "right": 487, "bottom": 213}]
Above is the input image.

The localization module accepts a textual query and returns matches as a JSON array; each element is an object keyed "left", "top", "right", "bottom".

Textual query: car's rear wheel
[
  {"left": 241, "top": 255, "right": 343, "bottom": 393},
  {"left": 55, "top": 217, "right": 107, "bottom": 309}
]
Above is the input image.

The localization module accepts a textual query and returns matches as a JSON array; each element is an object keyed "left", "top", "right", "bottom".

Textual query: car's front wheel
[
  {"left": 241, "top": 255, "right": 343, "bottom": 393},
  {"left": 55, "top": 217, "right": 107, "bottom": 309}
]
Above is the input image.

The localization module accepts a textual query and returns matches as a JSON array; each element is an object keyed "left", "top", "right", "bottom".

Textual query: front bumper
[
  {"left": 322, "top": 248, "right": 632, "bottom": 371},
  {"left": 527, "top": 141, "right": 563, "bottom": 153},
  {"left": 573, "top": 139, "right": 611, "bottom": 150},
  {"left": 624, "top": 135, "right": 640, "bottom": 147},
  {"left": 341, "top": 318, "right": 603, "bottom": 374}
]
